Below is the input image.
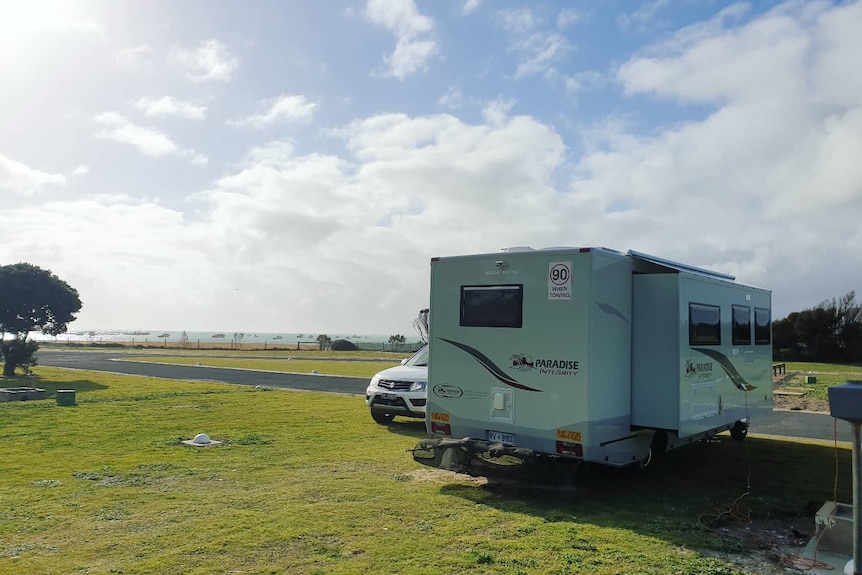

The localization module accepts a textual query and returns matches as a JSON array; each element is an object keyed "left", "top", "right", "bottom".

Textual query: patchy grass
[
  {"left": 775, "top": 362, "right": 862, "bottom": 403},
  {"left": 0, "top": 367, "right": 852, "bottom": 575},
  {"left": 120, "top": 356, "right": 400, "bottom": 378}
]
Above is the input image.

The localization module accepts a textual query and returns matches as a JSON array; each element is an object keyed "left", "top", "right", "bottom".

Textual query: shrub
[{"left": 329, "top": 339, "right": 359, "bottom": 351}]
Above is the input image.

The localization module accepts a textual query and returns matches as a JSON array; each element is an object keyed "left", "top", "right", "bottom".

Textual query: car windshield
[{"left": 405, "top": 345, "right": 428, "bottom": 367}]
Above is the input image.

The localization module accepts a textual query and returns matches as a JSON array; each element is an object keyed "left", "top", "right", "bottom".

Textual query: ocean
[{"left": 29, "top": 330, "right": 422, "bottom": 346}]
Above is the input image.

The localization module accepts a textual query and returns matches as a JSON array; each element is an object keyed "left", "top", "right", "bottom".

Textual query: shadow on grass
[
  {"left": 0, "top": 375, "right": 108, "bottom": 398},
  {"left": 436, "top": 436, "right": 851, "bottom": 555},
  {"left": 384, "top": 418, "right": 427, "bottom": 439}
]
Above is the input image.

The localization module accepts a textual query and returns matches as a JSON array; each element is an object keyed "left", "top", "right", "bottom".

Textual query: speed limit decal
[{"left": 548, "top": 261, "right": 572, "bottom": 300}]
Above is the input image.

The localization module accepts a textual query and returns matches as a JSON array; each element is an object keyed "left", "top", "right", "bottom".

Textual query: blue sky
[{"left": 1, "top": 0, "right": 861, "bottom": 334}]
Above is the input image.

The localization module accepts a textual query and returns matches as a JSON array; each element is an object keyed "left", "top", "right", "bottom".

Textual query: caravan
[{"left": 412, "top": 247, "right": 772, "bottom": 474}]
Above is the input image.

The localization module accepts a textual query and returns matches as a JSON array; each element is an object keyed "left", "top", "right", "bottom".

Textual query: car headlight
[
  {"left": 369, "top": 376, "right": 380, "bottom": 388},
  {"left": 410, "top": 381, "right": 427, "bottom": 392}
]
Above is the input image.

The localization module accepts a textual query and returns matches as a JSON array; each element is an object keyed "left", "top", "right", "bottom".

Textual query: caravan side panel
[
  {"left": 677, "top": 275, "right": 772, "bottom": 439},
  {"left": 631, "top": 274, "right": 680, "bottom": 430}
]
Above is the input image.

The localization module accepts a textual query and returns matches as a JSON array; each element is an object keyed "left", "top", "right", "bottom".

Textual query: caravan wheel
[
  {"left": 730, "top": 420, "right": 749, "bottom": 441},
  {"left": 650, "top": 431, "right": 668, "bottom": 460}
]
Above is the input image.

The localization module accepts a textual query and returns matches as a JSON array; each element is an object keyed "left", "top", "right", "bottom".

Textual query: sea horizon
[{"left": 25, "top": 329, "right": 423, "bottom": 345}]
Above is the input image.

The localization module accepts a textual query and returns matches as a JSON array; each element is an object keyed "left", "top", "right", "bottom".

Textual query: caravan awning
[{"left": 627, "top": 250, "right": 736, "bottom": 281}]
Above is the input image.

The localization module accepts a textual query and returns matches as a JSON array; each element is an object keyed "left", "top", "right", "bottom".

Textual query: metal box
[{"left": 828, "top": 381, "right": 862, "bottom": 423}]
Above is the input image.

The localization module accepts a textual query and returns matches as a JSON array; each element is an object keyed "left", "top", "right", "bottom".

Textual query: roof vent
[{"left": 501, "top": 246, "right": 534, "bottom": 252}]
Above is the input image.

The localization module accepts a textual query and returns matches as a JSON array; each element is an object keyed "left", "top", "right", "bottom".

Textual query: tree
[
  {"left": 0, "top": 263, "right": 82, "bottom": 376},
  {"left": 232, "top": 332, "right": 245, "bottom": 350},
  {"left": 772, "top": 291, "right": 862, "bottom": 362},
  {"left": 413, "top": 308, "right": 429, "bottom": 344},
  {"left": 388, "top": 334, "right": 406, "bottom": 345},
  {"left": 316, "top": 334, "right": 331, "bottom": 351}
]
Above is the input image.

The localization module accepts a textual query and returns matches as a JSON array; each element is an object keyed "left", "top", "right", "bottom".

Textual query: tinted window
[
  {"left": 689, "top": 303, "right": 721, "bottom": 346},
  {"left": 732, "top": 305, "right": 751, "bottom": 346},
  {"left": 755, "top": 307, "right": 771, "bottom": 345},
  {"left": 461, "top": 285, "right": 523, "bottom": 328}
]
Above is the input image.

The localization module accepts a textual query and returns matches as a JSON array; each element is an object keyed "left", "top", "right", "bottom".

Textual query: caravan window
[
  {"left": 732, "top": 305, "right": 751, "bottom": 346},
  {"left": 460, "top": 285, "right": 523, "bottom": 328},
  {"left": 754, "top": 307, "right": 771, "bottom": 345},
  {"left": 689, "top": 303, "right": 721, "bottom": 346}
]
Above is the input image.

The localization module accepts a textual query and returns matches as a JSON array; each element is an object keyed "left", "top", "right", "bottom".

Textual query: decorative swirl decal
[
  {"left": 438, "top": 338, "right": 543, "bottom": 392},
  {"left": 692, "top": 348, "right": 758, "bottom": 391}
]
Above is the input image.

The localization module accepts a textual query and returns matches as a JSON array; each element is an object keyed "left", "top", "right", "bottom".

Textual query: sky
[{"left": 1, "top": 0, "right": 861, "bottom": 335}]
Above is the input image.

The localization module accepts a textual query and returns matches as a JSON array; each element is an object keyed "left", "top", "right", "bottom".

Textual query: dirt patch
[
  {"left": 772, "top": 393, "right": 830, "bottom": 413},
  {"left": 773, "top": 373, "right": 829, "bottom": 413},
  {"left": 702, "top": 518, "right": 816, "bottom": 574}
]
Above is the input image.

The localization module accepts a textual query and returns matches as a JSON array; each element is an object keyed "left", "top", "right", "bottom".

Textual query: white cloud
[
  {"left": 496, "top": 8, "right": 572, "bottom": 81},
  {"left": 365, "top": 0, "right": 438, "bottom": 79},
  {"left": 227, "top": 95, "right": 318, "bottom": 129},
  {"left": 497, "top": 7, "right": 540, "bottom": 33},
  {"left": 482, "top": 98, "right": 516, "bottom": 125},
  {"left": 462, "top": 0, "right": 481, "bottom": 14},
  {"left": 114, "top": 45, "right": 152, "bottom": 68},
  {"left": 437, "top": 87, "right": 464, "bottom": 110},
  {"left": 6, "top": 0, "right": 862, "bottom": 333},
  {"left": 131, "top": 96, "right": 207, "bottom": 120},
  {"left": 93, "top": 112, "right": 207, "bottom": 165},
  {"left": 618, "top": 0, "right": 671, "bottom": 32},
  {"left": 70, "top": 165, "right": 90, "bottom": 176},
  {"left": 563, "top": 0, "right": 862, "bottom": 316},
  {"left": 563, "top": 71, "right": 607, "bottom": 96},
  {"left": 513, "top": 33, "right": 571, "bottom": 79},
  {"left": 169, "top": 39, "right": 239, "bottom": 83},
  {"left": 0, "top": 154, "right": 65, "bottom": 195},
  {"left": 557, "top": 8, "right": 583, "bottom": 28}
]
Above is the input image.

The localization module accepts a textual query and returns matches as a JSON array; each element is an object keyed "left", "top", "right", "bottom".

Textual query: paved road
[
  {"left": 36, "top": 350, "right": 370, "bottom": 395},
  {"left": 35, "top": 350, "right": 854, "bottom": 443}
]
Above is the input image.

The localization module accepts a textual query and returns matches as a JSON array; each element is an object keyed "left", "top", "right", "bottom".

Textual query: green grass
[
  {"left": 0, "top": 367, "right": 852, "bottom": 575},
  {"left": 784, "top": 362, "right": 862, "bottom": 374},
  {"left": 121, "top": 356, "right": 401, "bottom": 378},
  {"left": 777, "top": 362, "right": 862, "bottom": 401}
]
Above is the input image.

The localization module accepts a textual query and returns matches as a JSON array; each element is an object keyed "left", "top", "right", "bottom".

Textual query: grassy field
[
  {"left": 121, "top": 356, "right": 401, "bottom": 378},
  {"left": 0, "top": 366, "right": 853, "bottom": 574},
  {"left": 775, "top": 362, "right": 862, "bottom": 402}
]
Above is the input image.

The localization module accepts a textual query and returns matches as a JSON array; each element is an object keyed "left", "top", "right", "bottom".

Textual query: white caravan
[{"left": 412, "top": 247, "right": 772, "bottom": 474}]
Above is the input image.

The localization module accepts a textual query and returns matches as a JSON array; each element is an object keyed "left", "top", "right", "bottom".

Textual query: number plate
[
  {"left": 381, "top": 393, "right": 397, "bottom": 400},
  {"left": 487, "top": 430, "right": 515, "bottom": 445}
]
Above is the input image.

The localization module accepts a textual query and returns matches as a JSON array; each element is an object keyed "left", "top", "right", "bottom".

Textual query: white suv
[{"left": 365, "top": 345, "right": 428, "bottom": 424}]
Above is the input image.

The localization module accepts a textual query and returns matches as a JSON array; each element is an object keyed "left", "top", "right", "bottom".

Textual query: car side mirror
[{"left": 401, "top": 358, "right": 408, "bottom": 365}]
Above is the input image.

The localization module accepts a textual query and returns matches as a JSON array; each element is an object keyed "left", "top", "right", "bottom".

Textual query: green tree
[
  {"left": 388, "top": 334, "right": 406, "bottom": 345},
  {"left": 316, "top": 334, "right": 331, "bottom": 351},
  {"left": 772, "top": 291, "right": 862, "bottom": 362},
  {"left": 0, "top": 263, "right": 82, "bottom": 376}
]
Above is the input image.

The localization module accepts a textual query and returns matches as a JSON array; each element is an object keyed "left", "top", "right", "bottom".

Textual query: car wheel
[{"left": 372, "top": 411, "right": 395, "bottom": 425}]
